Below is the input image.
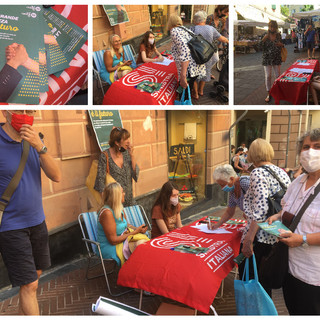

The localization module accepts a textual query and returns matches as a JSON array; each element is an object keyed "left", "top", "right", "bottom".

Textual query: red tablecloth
[
  {"left": 103, "top": 57, "right": 178, "bottom": 105},
  {"left": 270, "top": 59, "right": 319, "bottom": 105},
  {"left": 117, "top": 217, "right": 246, "bottom": 314},
  {"left": 40, "top": 5, "right": 88, "bottom": 105}
]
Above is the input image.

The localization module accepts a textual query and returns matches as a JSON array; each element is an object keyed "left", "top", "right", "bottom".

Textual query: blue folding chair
[
  {"left": 123, "top": 44, "right": 137, "bottom": 69},
  {"left": 93, "top": 49, "right": 111, "bottom": 96},
  {"left": 78, "top": 211, "right": 132, "bottom": 296},
  {"left": 123, "top": 205, "right": 151, "bottom": 238}
]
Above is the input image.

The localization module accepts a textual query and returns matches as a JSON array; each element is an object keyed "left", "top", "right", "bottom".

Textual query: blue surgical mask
[{"left": 222, "top": 185, "right": 235, "bottom": 193}]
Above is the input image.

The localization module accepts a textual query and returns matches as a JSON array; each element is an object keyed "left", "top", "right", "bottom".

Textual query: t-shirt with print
[{"left": 151, "top": 203, "right": 181, "bottom": 238}]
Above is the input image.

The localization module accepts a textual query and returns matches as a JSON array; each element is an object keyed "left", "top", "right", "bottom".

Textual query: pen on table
[{"left": 207, "top": 217, "right": 211, "bottom": 230}]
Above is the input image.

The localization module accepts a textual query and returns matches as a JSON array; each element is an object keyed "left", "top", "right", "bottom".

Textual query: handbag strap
[
  {"left": 103, "top": 150, "right": 110, "bottom": 174},
  {"left": 260, "top": 165, "right": 288, "bottom": 192},
  {"left": 0, "top": 140, "right": 30, "bottom": 224},
  {"left": 243, "top": 253, "right": 259, "bottom": 282},
  {"left": 177, "top": 26, "right": 195, "bottom": 38},
  {"left": 289, "top": 180, "right": 320, "bottom": 232}
]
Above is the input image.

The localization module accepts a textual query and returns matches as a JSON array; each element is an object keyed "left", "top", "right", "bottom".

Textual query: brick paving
[{"left": 0, "top": 206, "right": 289, "bottom": 316}]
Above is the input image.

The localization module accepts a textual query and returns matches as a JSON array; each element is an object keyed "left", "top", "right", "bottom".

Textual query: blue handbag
[
  {"left": 234, "top": 254, "right": 278, "bottom": 315},
  {"left": 174, "top": 86, "right": 192, "bottom": 105}
]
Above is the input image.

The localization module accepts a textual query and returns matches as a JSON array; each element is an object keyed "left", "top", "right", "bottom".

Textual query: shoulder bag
[
  {"left": 178, "top": 26, "right": 215, "bottom": 65},
  {"left": 261, "top": 165, "right": 288, "bottom": 218},
  {"left": 0, "top": 140, "right": 30, "bottom": 226},
  {"left": 259, "top": 181, "right": 320, "bottom": 289},
  {"left": 86, "top": 150, "right": 115, "bottom": 204}
]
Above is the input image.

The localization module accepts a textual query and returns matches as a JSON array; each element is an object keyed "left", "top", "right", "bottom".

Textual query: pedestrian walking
[
  {"left": 260, "top": 20, "right": 284, "bottom": 103},
  {"left": 304, "top": 24, "right": 317, "bottom": 59}
]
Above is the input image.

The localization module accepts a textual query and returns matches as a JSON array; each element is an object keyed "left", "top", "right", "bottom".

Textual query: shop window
[
  {"left": 167, "top": 111, "right": 207, "bottom": 209},
  {"left": 149, "top": 5, "right": 167, "bottom": 40}
]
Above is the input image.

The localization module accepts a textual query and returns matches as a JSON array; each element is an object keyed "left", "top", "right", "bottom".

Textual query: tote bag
[
  {"left": 174, "top": 86, "right": 192, "bottom": 105},
  {"left": 234, "top": 254, "right": 278, "bottom": 316}
]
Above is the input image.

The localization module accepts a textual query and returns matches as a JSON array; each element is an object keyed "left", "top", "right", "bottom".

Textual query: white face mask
[
  {"left": 148, "top": 38, "right": 155, "bottom": 45},
  {"left": 300, "top": 148, "right": 320, "bottom": 172},
  {"left": 170, "top": 196, "right": 179, "bottom": 206}
]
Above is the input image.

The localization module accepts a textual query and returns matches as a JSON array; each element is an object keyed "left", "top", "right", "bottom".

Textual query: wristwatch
[
  {"left": 302, "top": 235, "right": 309, "bottom": 247},
  {"left": 38, "top": 145, "right": 48, "bottom": 154}
]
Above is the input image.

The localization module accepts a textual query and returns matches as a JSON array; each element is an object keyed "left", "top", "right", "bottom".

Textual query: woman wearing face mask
[
  {"left": 151, "top": 181, "right": 183, "bottom": 238},
  {"left": 241, "top": 138, "right": 291, "bottom": 296},
  {"left": 206, "top": 5, "right": 229, "bottom": 80},
  {"left": 136, "top": 31, "right": 164, "bottom": 66},
  {"left": 94, "top": 127, "right": 139, "bottom": 207},
  {"left": 209, "top": 164, "right": 250, "bottom": 230},
  {"left": 267, "top": 128, "right": 320, "bottom": 315},
  {"left": 261, "top": 20, "right": 284, "bottom": 103}
]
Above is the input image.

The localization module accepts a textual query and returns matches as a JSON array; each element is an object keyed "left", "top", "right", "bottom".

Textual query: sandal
[{"left": 265, "top": 95, "right": 270, "bottom": 103}]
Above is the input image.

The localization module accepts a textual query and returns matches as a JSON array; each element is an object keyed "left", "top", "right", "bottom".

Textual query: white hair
[
  {"left": 213, "top": 164, "right": 238, "bottom": 182},
  {"left": 193, "top": 11, "right": 207, "bottom": 24}
]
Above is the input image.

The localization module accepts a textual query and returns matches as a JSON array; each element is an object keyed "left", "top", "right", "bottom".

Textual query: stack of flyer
[{"left": 0, "top": 5, "right": 87, "bottom": 104}]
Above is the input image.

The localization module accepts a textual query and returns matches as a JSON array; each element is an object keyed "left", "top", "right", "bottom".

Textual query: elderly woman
[
  {"left": 209, "top": 164, "right": 250, "bottom": 230},
  {"left": 100, "top": 34, "right": 132, "bottom": 83},
  {"left": 261, "top": 20, "right": 284, "bottom": 103},
  {"left": 136, "top": 31, "right": 164, "bottom": 66},
  {"left": 94, "top": 127, "right": 139, "bottom": 207},
  {"left": 192, "top": 11, "right": 228, "bottom": 99},
  {"left": 267, "top": 128, "right": 320, "bottom": 315},
  {"left": 241, "top": 138, "right": 291, "bottom": 296},
  {"left": 167, "top": 15, "right": 206, "bottom": 94}
]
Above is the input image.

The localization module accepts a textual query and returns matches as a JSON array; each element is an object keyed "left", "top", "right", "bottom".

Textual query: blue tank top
[
  {"left": 97, "top": 205, "right": 127, "bottom": 265},
  {"left": 100, "top": 52, "right": 124, "bottom": 83}
]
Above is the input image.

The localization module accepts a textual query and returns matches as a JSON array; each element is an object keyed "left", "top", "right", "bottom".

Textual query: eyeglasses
[
  {"left": 11, "top": 110, "right": 35, "bottom": 116},
  {"left": 114, "top": 127, "right": 122, "bottom": 132}
]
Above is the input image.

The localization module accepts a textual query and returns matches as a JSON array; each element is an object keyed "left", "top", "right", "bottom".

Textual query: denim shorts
[{"left": 0, "top": 220, "right": 51, "bottom": 287}]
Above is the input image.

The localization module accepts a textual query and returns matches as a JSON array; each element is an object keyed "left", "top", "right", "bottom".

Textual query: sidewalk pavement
[
  {"left": 0, "top": 205, "right": 289, "bottom": 316},
  {"left": 234, "top": 43, "right": 317, "bottom": 105}
]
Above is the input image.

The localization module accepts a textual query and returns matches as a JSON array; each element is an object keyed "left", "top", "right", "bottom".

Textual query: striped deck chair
[
  {"left": 93, "top": 49, "right": 111, "bottom": 96},
  {"left": 78, "top": 211, "right": 132, "bottom": 296},
  {"left": 123, "top": 205, "right": 151, "bottom": 239},
  {"left": 123, "top": 44, "right": 137, "bottom": 69}
]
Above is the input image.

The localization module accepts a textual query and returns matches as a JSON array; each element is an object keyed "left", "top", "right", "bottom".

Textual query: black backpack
[{"left": 178, "top": 26, "right": 215, "bottom": 65}]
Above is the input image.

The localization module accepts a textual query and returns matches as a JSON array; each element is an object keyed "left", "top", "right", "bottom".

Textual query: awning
[
  {"left": 293, "top": 9, "right": 320, "bottom": 19},
  {"left": 234, "top": 5, "right": 286, "bottom": 24},
  {"left": 234, "top": 19, "right": 291, "bottom": 29},
  {"left": 234, "top": 20, "right": 269, "bottom": 27}
]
